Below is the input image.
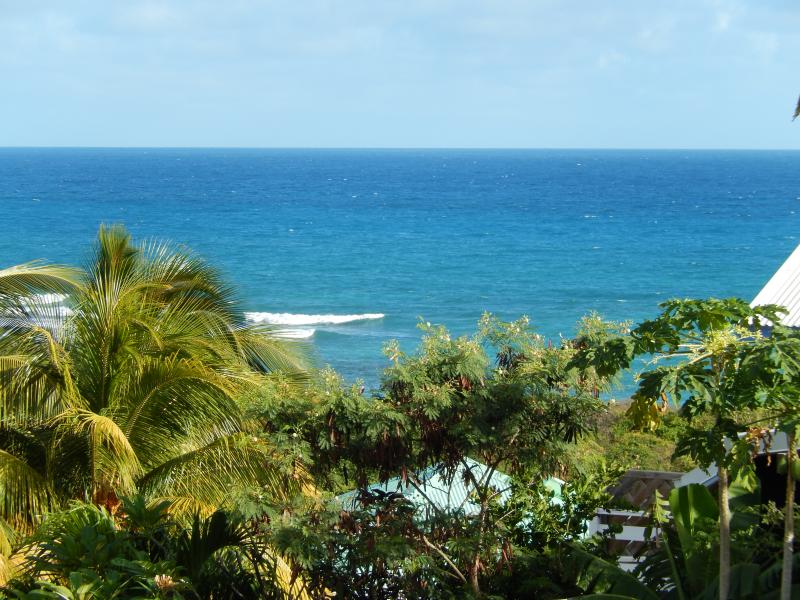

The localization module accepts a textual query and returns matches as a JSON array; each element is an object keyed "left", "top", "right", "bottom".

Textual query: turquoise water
[{"left": 2, "top": 148, "right": 799, "bottom": 388}]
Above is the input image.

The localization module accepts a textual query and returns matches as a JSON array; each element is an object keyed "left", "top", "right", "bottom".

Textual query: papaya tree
[
  {"left": 739, "top": 324, "right": 800, "bottom": 600},
  {"left": 571, "top": 297, "right": 785, "bottom": 600}
]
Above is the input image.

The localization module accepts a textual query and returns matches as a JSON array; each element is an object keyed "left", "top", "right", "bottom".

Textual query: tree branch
[{"left": 421, "top": 533, "right": 467, "bottom": 585}]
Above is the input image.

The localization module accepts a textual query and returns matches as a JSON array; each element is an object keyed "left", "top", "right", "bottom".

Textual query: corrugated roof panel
[
  {"left": 751, "top": 244, "right": 800, "bottom": 326},
  {"left": 338, "top": 458, "right": 563, "bottom": 516}
]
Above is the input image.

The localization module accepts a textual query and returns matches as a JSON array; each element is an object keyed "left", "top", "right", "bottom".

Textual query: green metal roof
[{"left": 339, "top": 457, "right": 563, "bottom": 518}]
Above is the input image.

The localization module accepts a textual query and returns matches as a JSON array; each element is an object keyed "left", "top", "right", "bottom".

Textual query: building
[
  {"left": 338, "top": 457, "right": 563, "bottom": 519},
  {"left": 750, "top": 243, "right": 800, "bottom": 326}
]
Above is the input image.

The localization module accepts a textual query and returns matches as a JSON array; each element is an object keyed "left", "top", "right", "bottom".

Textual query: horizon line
[{"left": 1, "top": 145, "right": 799, "bottom": 152}]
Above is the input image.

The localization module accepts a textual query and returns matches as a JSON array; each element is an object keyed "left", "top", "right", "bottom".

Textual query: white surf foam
[
  {"left": 13, "top": 299, "right": 373, "bottom": 338},
  {"left": 271, "top": 328, "right": 316, "bottom": 339},
  {"left": 245, "top": 312, "right": 385, "bottom": 326}
]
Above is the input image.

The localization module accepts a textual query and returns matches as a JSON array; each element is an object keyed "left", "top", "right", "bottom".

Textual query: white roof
[{"left": 751, "top": 244, "right": 800, "bottom": 327}]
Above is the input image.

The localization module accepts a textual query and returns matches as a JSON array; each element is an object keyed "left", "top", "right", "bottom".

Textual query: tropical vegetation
[{"left": 1, "top": 226, "right": 800, "bottom": 599}]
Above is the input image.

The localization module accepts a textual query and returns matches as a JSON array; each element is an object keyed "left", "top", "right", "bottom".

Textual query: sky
[{"left": 1, "top": 0, "right": 798, "bottom": 149}]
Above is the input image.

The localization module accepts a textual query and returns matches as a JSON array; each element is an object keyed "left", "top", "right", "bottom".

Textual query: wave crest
[
  {"left": 245, "top": 312, "right": 385, "bottom": 326},
  {"left": 271, "top": 328, "right": 316, "bottom": 339}
]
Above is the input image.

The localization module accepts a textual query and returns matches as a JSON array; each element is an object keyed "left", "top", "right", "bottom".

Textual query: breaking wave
[
  {"left": 12, "top": 300, "right": 381, "bottom": 340},
  {"left": 244, "top": 312, "right": 385, "bottom": 326},
  {"left": 270, "top": 328, "right": 316, "bottom": 339}
]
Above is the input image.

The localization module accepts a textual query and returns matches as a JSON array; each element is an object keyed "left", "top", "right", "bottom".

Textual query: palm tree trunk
[
  {"left": 782, "top": 432, "right": 796, "bottom": 600},
  {"left": 718, "top": 464, "right": 731, "bottom": 600}
]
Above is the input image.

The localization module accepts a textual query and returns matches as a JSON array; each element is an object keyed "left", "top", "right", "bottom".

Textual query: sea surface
[{"left": 1, "top": 148, "right": 799, "bottom": 392}]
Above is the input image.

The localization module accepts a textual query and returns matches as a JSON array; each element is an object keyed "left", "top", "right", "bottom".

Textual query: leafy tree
[
  {"left": 259, "top": 314, "right": 623, "bottom": 596},
  {"left": 484, "top": 462, "right": 625, "bottom": 599},
  {"left": 738, "top": 324, "right": 800, "bottom": 600}
]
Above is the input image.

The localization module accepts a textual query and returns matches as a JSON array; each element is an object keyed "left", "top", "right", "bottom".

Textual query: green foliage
[
  {"left": 253, "top": 312, "right": 621, "bottom": 484},
  {"left": 630, "top": 474, "right": 800, "bottom": 599},
  {"left": 5, "top": 269, "right": 800, "bottom": 599},
  {"left": 3, "top": 501, "right": 188, "bottom": 599},
  {"left": 265, "top": 464, "right": 624, "bottom": 600},
  {"left": 562, "top": 474, "right": 800, "bottom": 600},
  {"left": 568, "top": 297, "right": 800, "bottom": 599},
  {"left": 270, "top": 492, "right": 454, "bottom": 599},
  {"left": 174, "top": 512, "right": 245, "bottom": 589},
  {"left": 1, "top": 497, "right": 293, "bottom": 600},
  {"left": 571, "top": 298, "right": 784, "bottom": 434},
  {"left": 273, "top": 314, "right": 614, "bottom": 486},
  {"left": 562, "top": 546, "right": 659, "bottom": 600}
]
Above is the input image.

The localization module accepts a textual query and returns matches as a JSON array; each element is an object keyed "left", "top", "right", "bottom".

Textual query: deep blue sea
[{"left": 2, "top": 149, "right": 799, "bottom": 391}]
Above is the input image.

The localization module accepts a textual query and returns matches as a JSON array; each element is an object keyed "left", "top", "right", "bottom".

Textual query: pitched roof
[{"left": 751, "top": 244, "right": 800, "bottom": 326}]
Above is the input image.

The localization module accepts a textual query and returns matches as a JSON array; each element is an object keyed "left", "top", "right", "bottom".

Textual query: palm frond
[
  {"left": 69, "top": 409, "right": 142, "bottom": 496},
  {"left": 262, "top": 547, "right": 314, "bottom": 600},
  {"left": 0, "top": 355, "right": 36, "bottom": 372},
  {"left": 0, "top": 293, "right": 80, "bottom": 424},
  {"left": 0, "top": 517, "right": 23, "bottom": 588},
  {"left": 0, "top": 517, "right": 16, "bottom": 557},
  {"left": 0, "top": 263, "right": 81, "bottom": 298},
  {"left": 233, "top": 324, "right": 312, "bottom": 374},
  {"left": 137, "top": 238, "right": 239, "bottom": 321},
  {"left": 109, "top": 357, "right": 242, "bottom": 470},
  {"left": 0, "top": 449, "right": 56, "bottom": 531},
  {"left": 137, "top": 434, "right": 303, "bottom": 516}
]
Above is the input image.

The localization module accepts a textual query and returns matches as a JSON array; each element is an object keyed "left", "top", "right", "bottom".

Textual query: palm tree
[{"left": 0, "top": 225, "right": 309, "bottom": 535}]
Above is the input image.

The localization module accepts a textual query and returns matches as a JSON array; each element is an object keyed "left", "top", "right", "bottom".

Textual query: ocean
[{"left": 1, "top": 148, "right": 799, "bottom": 391}]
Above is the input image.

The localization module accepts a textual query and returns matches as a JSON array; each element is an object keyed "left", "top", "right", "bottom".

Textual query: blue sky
[{"left": 1, "top": 1, "right": 798, "bottom": 148}]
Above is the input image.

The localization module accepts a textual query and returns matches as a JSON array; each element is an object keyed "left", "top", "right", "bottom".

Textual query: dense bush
[{"left": 571, "top": 404, "right": 697, "bottom": 474}]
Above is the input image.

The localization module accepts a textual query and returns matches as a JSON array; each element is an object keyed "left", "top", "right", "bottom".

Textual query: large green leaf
[
  {"left": 669, "top": 483, "right": 718, "bottom": 546},
  {"left": 699, "top": 563, "right": 762, "bottom": 600},
  {"left": 563, "top": 546, "right": 659, "bottom": 600},
  {"left": 668, "top": 483, "right": 719, "bottom": 592},
  {"left": 729, "top": 467, "right": 761, "bottom": 530}
]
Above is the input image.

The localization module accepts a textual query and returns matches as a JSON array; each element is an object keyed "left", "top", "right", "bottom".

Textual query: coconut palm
[{"left": 0, "top": 225, "right": 309, "bottom": 535}]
